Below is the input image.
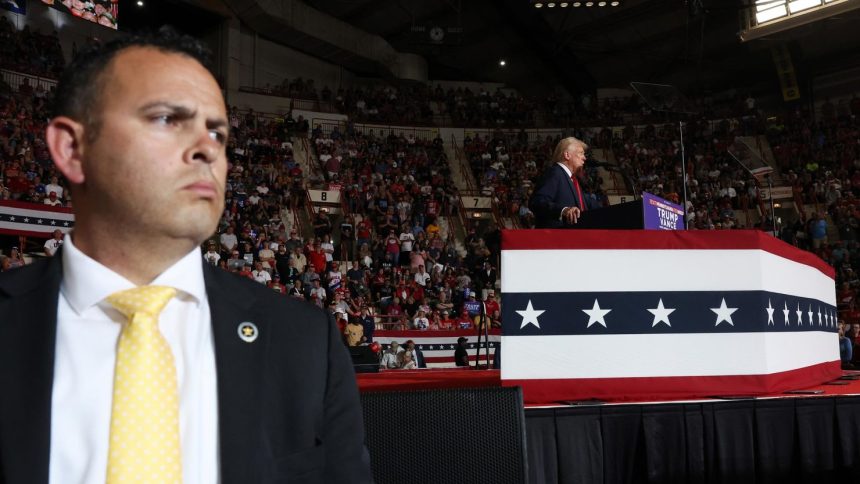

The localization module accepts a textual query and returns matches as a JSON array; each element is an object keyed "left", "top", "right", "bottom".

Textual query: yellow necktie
[{"left": 105, "top": 286, "right": 182, "bottom": 484}]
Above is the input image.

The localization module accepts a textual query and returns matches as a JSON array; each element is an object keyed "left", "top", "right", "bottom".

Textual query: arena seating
[{"left": 2, "top": 34, "right": 860, "bottom": 368}]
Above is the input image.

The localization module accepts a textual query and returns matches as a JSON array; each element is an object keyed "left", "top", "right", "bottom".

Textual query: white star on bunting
[
  {"left": 796, "top": 303, "right": 803, "bottom": 326},
  {"left": 807, "top": 305, "right": 814, "bottom": 326},
  {"left": 765, "top": 299, "right": 775, "bottom": 326},
  {"left": 647, "top": 298, "right": 675, "bottom": 327},
  {"left": 711, "top": 298, "right": 738, "bottom": 326},
  {"left": 817, "top": 307, "right": 822, "bottom": 326},
  {"left": 582, "top": 299, "right": 612, "bottom": 328},
  {"left": 517, "top": 300, "right": 545, "bottom": 329},
  {"left": 782, "top": 302, "right": 790, "bottom": 326}
]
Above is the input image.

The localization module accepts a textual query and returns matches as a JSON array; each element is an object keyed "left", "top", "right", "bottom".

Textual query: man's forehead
[{"left": 106, "top": 47, "right": 226, "bottom": 116}]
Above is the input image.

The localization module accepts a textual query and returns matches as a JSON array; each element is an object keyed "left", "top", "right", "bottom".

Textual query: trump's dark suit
[
  {"left": 0, "top": 251, "right": 373, "bottom": 484},
  {"left": 529, "top": 163, "right": 598, "bottom": 229}
]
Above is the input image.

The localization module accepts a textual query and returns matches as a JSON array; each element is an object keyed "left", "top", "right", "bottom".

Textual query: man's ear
[{"left": 45, "top": 116, "right": 87, "bottom": 185}]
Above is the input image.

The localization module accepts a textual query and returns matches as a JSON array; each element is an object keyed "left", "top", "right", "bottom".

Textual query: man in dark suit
[
  {"left": 0, "top": 28, "right": 372, "bottom": 484},
  {"left": 529, "top": 137, "right": 597, "bottom": 228},
  {"left": 404, "top": 340, "right": 426, "bottom": 368}
]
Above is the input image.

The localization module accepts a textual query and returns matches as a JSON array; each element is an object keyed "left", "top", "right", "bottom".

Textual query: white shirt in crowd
[
  {"left": 45, "top": 183, "right": 64, "bottom": 199},
  {"left": 44, "top": 237, "right": 64, "bottom": 256},
  {"left": 252, "top": 268, "right": 272, "bottom": 284},
  {"left": 50, "top": 236, "right": 219, "bottom": 484},
  {"left": 399, "top": 232, "right": 414, "bottom": 252}
]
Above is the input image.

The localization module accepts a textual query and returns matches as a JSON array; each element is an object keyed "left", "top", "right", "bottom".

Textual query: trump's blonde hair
[{"left": 552, "top": 137, "right": 588, "bottom": 164}]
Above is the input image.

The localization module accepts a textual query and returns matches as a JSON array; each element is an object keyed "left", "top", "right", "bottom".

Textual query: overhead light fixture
[
  {"left": 610, "top": 1, "right": 620, "bottom": 5},
  {"left": 788, "top": 0, "right": 820, "bottom": 13},
  {"left": 573, "top": 1, "right": 582, "bottom": 5},
  {"left": 598, "top": 1, "right": 607, "bottom": 5},
  {"left": 755, "top": 4, "right": 787, "bottom": 22},
  {"left": 534, "top": 2, "right": 543, "bottom": 7},
  {"left": 136, "top": 0, "right": 143, "bottom": 5},
  {"left": 585, "top": 1, "right": 595, "bottom": 6},
  {"left": 560, "top": 2, "right": 569, "bottom": 6},
  {"left": 547, "top": 2, "right": 556, "bottom": 7},
  {"left": 499, "top": 59, "right": 506, "bottom": 66}
]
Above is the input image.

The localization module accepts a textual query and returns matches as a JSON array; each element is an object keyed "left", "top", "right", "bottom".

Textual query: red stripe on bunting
[
  {"left": 0, "top": 200, "right": 74, "bottom": 214},
  {"left": 501, "top": 229, "right": 835, "bottom": 279},
  {"left": 503, "top": 360, "right": 842, "bottom": 404}
]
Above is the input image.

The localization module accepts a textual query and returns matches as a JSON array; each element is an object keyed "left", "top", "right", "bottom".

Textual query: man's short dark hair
[{"left": 52, "top": 26, "right": 213, "bottom": 140}]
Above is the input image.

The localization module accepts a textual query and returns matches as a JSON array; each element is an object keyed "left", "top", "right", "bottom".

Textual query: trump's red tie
[{"left": 571, "top": 174, "right": 586, "bottom": 211}]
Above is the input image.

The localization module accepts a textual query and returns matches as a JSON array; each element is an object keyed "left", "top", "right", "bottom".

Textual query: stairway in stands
[
  {"left": 591, "top": 147, "right": 631, "bottom": 199},
  {"left": 294, "top": 138, "right": 317, "bottom": 240}
]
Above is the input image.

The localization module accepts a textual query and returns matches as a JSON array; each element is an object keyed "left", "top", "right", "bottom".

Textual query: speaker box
[
  {"left": 349, "top": 345, "right": 379, "bottom": 373},
  {"left": 361, "top": 386, "right": 528, "bottom": 484}
]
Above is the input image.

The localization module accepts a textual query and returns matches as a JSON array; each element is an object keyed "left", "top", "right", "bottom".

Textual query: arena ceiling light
[
  {"left": 756, "top": 3, "right": 787, "bottom": 22},
  {"left": 741, "top": 0, "right": 860, "bottom": 41},
  {"left": 753, "top": 0, "right": 839, "bottom": 24},
  {"left": 787, "top": 0, "right": 821, "bottom": 13},
  {"left": 532, "top": 0, "right": 619, "bottom": 8}
]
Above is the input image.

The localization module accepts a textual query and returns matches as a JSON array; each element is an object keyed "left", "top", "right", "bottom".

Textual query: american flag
[
  {"left": 0, "top": 201, "right": 74, "bottom": 237},
  {"left": 373, "top": 330, "right": 500, "bottom": 368},
  {"left": 500, "top": 229, "right": 841, "bottom": 403}
]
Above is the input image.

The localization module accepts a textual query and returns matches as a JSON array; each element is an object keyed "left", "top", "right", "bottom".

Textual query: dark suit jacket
[
  {"left": 529, "top": 163, "right": 598, "bottom": 229},
  {"left": 0, "top": 251, "right": 373, "bottom": 484},
  {"left": 414, "top": 348, "right": 426, "bottom": 369}
]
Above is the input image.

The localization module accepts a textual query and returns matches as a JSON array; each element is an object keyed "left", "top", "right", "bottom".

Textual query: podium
[
  {"left": 500, "top": 229, "right": 840, "bottom": 403},
  {"left": 574, "top": 192, "right": 685, "bottom": 230}
]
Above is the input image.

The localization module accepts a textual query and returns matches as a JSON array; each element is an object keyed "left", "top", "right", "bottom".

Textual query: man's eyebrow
[
  {"left": 138, "top": 101, "right": 196, "bottom": 118},
  {"left": 207, "top": 117, "right": 228, "bottom": 131},
  {"left": 138, "top": 101, "right": 228, "bottom": 129}
]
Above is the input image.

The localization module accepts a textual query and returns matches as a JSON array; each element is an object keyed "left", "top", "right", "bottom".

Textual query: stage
[{"left": 358, "top": 369, "right": 860, "bottom": 483}]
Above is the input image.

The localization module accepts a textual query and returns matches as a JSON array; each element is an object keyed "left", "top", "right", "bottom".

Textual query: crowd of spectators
[
  {"left": 3, "top": 25, "right": 860, "bottom": 362},
  {"left": 0, "top": 18, "right": 65, "bottom": 79},
  {"left": 0, "top": 73, "right": 63, "bottom": 204},
  {"left": 246, "top": 70, "right": 766, "bottom": 130},
  {"left": 298, "top": 123, "right": 502, "bottom": 336}
]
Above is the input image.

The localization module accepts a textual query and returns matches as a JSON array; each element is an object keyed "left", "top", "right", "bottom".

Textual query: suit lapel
[
  {"left": 203, "top": 265, "right": 268, "bottom": 483},
  {"left": 0, "top": 254, "right": 62, "bottom": 484},
  {"left": 557, "top": 164, "right": 578, "bottom": 201}
]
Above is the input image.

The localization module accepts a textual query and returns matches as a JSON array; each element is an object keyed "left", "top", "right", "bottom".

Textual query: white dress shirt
[
  {"left": 557, "top": 162, "right": 574, "bottom": 220},
  {"left": 49, "top": 236, "right": 220, "bottom": 484}
]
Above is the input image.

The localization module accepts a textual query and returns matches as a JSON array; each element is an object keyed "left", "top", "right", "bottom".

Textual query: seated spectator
[
  {"left": 399, "top": 350, "right": 417, "bottom": 370},
  {"left": 203, "top": 242, "right": 221, "bottom": 266},
  {"left": 840, "top": 321, "right": 854, "bottom": 369},
  {"left": 43, "top": 229, "right": 64, "bottom": 257},
  {"left": 226, "top": 250, "right": 245, "bottom": 272},
  {"left": 308, "top": 278, "right": 327, "bottom": 307},
  {"left": 456, "top": 309, "right": 473, "bottom": 330},
  {"left": 237, "top": 262, "right": 254, "bottom": 280},
  {"left": 288, "top": 279, "right": 304, "bottom": 298},
  {"left": 269, "top": 274, "right": 287, "bottom": 294},
  {"left": 413, "top": 309, "right": 430, "bottom": 330},
  {"left": 344, "top": 317, "right": 364, "bottom": 347},
  {"left": 414, "top": 264, "right": 430, "bottom": 287},
  {"left": 6, "top": 247, "right": 24, "bottom": 270},
  {"left": 359, "top": 306, "right": 375, "bottom": 343},
  {"left": 463, "top": 291, "right": 482, "bottom": 318},
  {"left": 438, "top": 310, "right": 455, "bottom": 330},
  {"left": 380, "top": 341, "right": 403, "bottom": 369},
  {"left": 252, "top": 261, "right": 271, "bottom": 285},
  {"left": 43, "top": 191, "right": 61, "bottom": 206}
]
